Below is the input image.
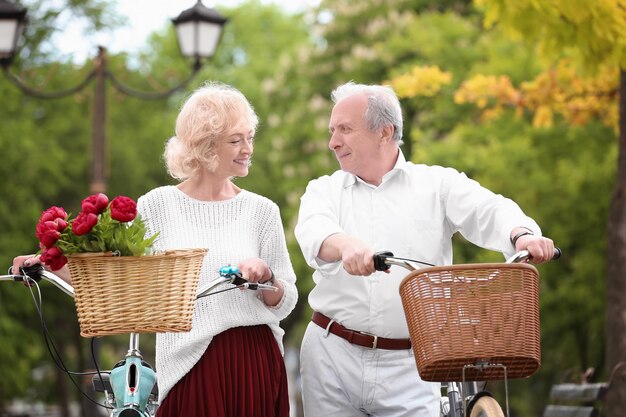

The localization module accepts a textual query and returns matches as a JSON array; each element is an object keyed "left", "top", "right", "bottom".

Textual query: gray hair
[
  {"left": 164, "top": 81, "right": 259, "bottom": 180},
  {"left": 331, "top": 82, "right": 403, "bottom": 145}
]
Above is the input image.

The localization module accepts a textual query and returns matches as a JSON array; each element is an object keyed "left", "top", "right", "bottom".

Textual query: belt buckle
[
  {"left": 323, "top": 318, "right": 336, "bottom": 338},
  {"left": 357, "top": 330, "right": 378, "bottom": 349}
]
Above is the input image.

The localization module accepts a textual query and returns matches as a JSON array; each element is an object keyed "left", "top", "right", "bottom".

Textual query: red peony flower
[
  {"left": 40, "top": 246, "right": 68, "bottom": 271},
  {"left": 39, "top": 229, "right": 61, "bottom": 248},
  {"left": 55, "top": 218, "right": 68, "bottom": 231},
  {"left": 39, "top": 206, "right": 68, "bottom": 223},
  {"left": 34, "top": 193, "right": 157, "bottom": 270},
  {"left": 72, "top": 212, "right": 99, "bottom": 236},
  {"left": 36, "top": 215, "right": 69, "bottom": 242},
  {"left": 110, "top": 196, "right": 137, "bottom": 223},
  {"left": 81, "top": 193, "right": 109, "bottom": 215}
]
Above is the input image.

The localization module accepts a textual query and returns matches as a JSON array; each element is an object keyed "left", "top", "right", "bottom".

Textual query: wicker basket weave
[
  {"left": 399, "top": 262, "right": 540, "bottom": 382},
  {"left": 67, "top": 248, "right": 207, "bottom": 337}
]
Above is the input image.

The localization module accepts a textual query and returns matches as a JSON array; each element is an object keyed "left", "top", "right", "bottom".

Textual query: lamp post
[{"left": 0, "top": 0, "right": 227, "bottom": 193}]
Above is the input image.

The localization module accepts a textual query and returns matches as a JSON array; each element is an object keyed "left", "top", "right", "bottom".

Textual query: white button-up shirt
[{"left": 295, "top": 151, "right": 540, "bottom": 339}]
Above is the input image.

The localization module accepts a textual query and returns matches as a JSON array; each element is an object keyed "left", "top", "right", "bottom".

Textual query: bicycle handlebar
[
  {"left": 1, "top": 264, "right": 75, "bottom": 297},
  {"left": 188, "top": 265, "right": 278, "bottom": 299},
  {"left": 373, "top": 247, "right": 562, "bottom": 272},
  {"left": 3, "top": 263, "right": 278, "bottom": 300}
]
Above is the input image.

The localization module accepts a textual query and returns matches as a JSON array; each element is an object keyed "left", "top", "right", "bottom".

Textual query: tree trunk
[{"left": 606, "top": 69, "right": 626, "bottom": 416}]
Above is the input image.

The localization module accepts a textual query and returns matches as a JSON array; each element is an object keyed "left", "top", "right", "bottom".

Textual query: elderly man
[{"left": 295, "top": 82, "right": 555, "bottom": 417}]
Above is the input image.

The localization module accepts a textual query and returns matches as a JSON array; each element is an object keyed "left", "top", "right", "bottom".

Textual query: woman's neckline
[{"left": 172, "top": 185, "right": 245, "bottom": 203}]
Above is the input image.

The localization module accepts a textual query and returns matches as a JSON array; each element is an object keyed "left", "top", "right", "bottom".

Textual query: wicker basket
[
  {"left": 67, "top": 248, "right": 207, "bottom": 337},
  {"left": 399, "top": 262, "right": 540, "bottom": 382}
]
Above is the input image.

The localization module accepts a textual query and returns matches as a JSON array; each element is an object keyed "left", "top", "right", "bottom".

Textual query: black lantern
[
  {"left": 172, "top": 1, "right": 228, "bottom": 69},
  {"left": 0, "top": 0, "right": 26, "bottom": 67}
]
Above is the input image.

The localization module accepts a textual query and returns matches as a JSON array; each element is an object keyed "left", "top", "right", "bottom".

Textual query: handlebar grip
[
  {"left": 19, "top": 264, "right": 45, "bottom": 282},
  {"left": 373, "top": 251, "right": 393, "bottom": 271},
  {"left": 553, "top": 247, "right": 562, "bottom": 260}
]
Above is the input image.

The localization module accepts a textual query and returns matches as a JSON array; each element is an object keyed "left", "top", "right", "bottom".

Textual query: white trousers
[{"left": 300, "top": 322, "right": 441, "bottom": 417}]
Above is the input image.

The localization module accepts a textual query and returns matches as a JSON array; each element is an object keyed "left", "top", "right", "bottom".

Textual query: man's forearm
[{"left": 318, "top": 233, "right": 348, "bottom": 262}]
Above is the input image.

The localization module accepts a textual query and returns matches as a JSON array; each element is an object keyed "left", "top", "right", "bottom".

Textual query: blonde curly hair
[{"left": 164, "top": 82, "right": 259, "bottom": 180}]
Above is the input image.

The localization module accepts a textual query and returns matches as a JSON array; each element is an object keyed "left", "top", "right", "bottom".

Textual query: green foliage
[
  {"left": 475, "top": 0, "right": 626, "bottom": 71},
  {"left": 56, "top": 211, "right": 158, "bottom": 257},
  {"left": 0, "top": 0, "right": 616, "bottom": 416}
]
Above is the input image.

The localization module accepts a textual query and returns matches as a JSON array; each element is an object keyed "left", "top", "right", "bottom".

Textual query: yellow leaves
[
  {"left": 387, "top": 59, "right": 617, "bottom": 130},
  {"left": 454, "top": 74, "right": 522, "bottom": 123},
  {"left": 533, "top": 106, "right": 554, "bottom": 128},
  {"left": 453, "top": 60, "right": 618, "bottom": 129},
  {"left": 454, "top": 74, "right": 520, "bottom": 107},
  {"left": 387, "top": 65, "right": 452, "bottom": 98}
]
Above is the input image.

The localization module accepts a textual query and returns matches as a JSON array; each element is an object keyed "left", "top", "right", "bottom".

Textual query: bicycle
[
  {"left": 1, "top": 262, "right": 277, "bottom": 417},
  {"left": 372, "top": 248, "right": 561, "bottom": 417}
]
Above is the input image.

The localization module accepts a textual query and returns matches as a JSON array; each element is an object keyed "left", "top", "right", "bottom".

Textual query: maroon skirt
[{"left": 156, "top": 325, "right": 290, "bottom": 417}]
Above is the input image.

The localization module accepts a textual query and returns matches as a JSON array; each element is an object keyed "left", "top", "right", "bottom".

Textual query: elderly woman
[
  {"left": 14, "top": 82, "right": 298, "bottom": 417},
  {"left": 138, "top": 81, "right": 298, "bottom": 416}
]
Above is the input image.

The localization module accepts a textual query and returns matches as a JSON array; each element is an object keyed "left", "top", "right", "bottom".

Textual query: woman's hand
[
  {"left": 237, "top": 258, "right": 273, "bottom": 284},
  {"left": 11, "top": 254, "right": 40, "bottom": 275},
  {"left": 237, "top": 258, "right": 283, "bottom": 307},
  {"left": 12, "top": 254, "right": 72, "bottom": 284}
]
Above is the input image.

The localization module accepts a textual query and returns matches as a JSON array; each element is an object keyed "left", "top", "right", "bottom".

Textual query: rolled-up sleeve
[{"left": 294, "top": 176, "right": 344, "bottom": 271}]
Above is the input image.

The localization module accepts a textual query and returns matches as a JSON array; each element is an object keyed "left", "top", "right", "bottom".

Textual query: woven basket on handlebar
[
  {"left": 399, "top": 262, "right": 540, "bottom": 382},
  {"left": 67, "top": 248, "right": 207, "bottom": 337}
]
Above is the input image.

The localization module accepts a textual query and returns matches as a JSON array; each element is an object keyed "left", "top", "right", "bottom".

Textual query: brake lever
[
  {"left": 505, "top": 248, "right": 562, "bottom": 264},
  {"left": 240, "top": 282, "right": 278, "bottom": 292},
  {"left": 219, "top": 265, "right": 278, "bottom": 291}
]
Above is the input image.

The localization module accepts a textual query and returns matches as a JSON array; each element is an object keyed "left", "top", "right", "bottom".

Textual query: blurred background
[{"left": 1, "top": 0, "right": 625, "bottom": 416}]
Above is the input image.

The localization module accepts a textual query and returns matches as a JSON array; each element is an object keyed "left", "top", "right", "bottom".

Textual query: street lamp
[
  {"left": 0, "top": 0, "right": 227, "bottom": 193},
  {"left": 0, "top": 0, "right": 26, "bottom": 66},
  {"left": 173, "top": 0, "right": 228, "bottom": 70}
]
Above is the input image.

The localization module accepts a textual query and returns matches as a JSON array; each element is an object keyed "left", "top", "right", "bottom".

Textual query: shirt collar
[
  {"left": 343, "top": 148, "right": 409, "bottom": 188},
  {"left": 388, "top": 149, "right": 409, "bottom": 173}
]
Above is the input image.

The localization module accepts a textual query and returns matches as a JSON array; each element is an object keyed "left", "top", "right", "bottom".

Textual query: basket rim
[
  {"left": 66, "top": 248, "right": 207, "bottom": 261},
  {"left": 400, "top": 262, "right": 538, "bottom": 288}
]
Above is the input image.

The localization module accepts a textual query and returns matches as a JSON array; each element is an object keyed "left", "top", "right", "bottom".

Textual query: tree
[
  {"left": 391, "top": 0, "right": 626, "bottom": 414},
  {"left": 460, "top": 1, "right": 626, "bottom": 414}
]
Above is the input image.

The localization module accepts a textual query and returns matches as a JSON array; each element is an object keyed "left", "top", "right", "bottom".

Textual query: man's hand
[
  {"left": 319, "top": 233, "right": 377, "bottom": 276},
  {"left": 511, "top": 227, "right": 555, "bottom": 264}
]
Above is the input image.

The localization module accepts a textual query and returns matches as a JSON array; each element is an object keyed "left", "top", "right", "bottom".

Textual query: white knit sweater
[{"left": 137, "top": 186, "right": 298, "bottom": 403}]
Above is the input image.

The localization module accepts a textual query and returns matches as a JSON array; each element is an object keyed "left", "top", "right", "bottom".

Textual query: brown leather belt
[{"left": 312, "top": 311, "right": 411, "bottom": 350}]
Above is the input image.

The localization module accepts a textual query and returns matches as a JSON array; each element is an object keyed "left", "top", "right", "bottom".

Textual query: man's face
[{"left": 328, "top": 94, "right": 383, "bottom": 182}]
